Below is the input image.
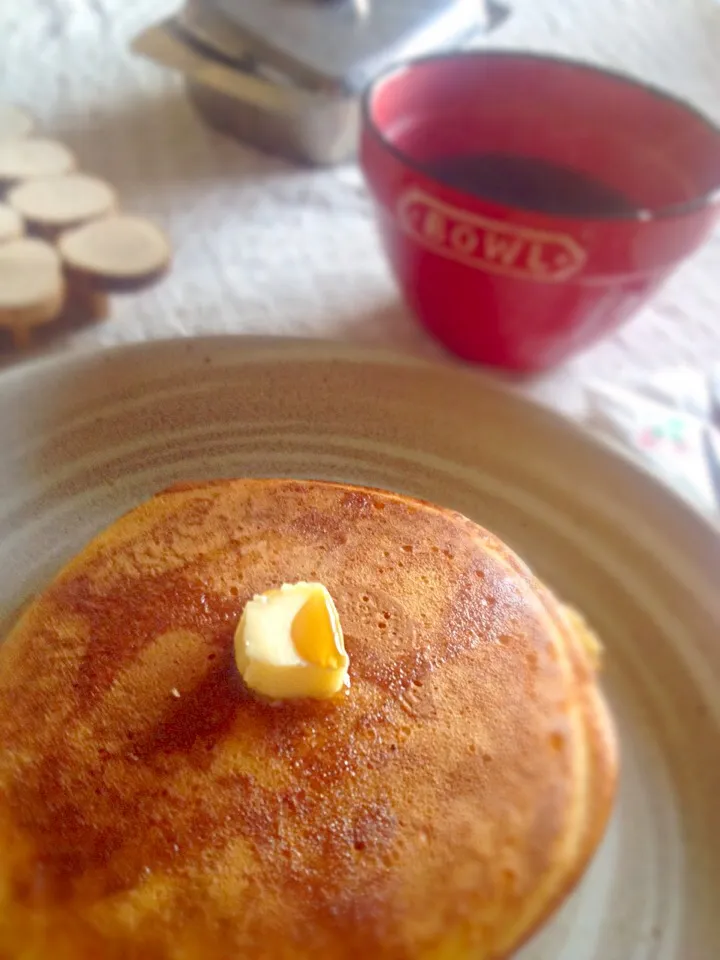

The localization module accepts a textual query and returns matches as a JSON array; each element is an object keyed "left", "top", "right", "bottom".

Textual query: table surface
[{"left": 3, "top": 0, "right": 720, "bottom": 414}]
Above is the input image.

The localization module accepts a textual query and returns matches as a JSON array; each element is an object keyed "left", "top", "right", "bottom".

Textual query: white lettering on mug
[
  {"left": 450, "top": 223, "right": 479, "bottom": 255},
  {"left": 397, "top": 188, "right": 587, "bottom": 283},
  {"left": 483, "top": 232, "right": 525, "bottom": 267},
  {"left": 423, "top": 209, "right": 447, "bottom": 245}
]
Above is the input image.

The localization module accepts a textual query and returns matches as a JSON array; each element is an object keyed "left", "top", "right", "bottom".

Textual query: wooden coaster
[
  {"left": 58, "top": 215, "right": 171, "bottom": 291},
  {"left": 0, "top": 238, "right": 65, "bottom": 346},
  {"left": 0, "top": 109, "right": 171, "bottom": 345},
  {"left": 63, "top": 274, "right": 110, "bottom": 324},
  {"left": 0, "top": 203, "right": 24, "bottom": 244},
  {"left": 0, "top": 139, "right": 76, "bottom": 185},
  {"left": 8, "top": 173, "right": 117, "bottom": 236},
  {"left": 0, "top": 104, "right": 34, "bottom": 142}
]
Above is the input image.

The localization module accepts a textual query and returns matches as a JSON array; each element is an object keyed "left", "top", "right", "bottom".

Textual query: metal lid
[{"left": 185, "top": 0, "right": 486, "bottom": 92}]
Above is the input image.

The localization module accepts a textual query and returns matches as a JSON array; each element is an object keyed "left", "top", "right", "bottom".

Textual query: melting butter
[{"left": 234, "top": 582, "right": 349, "bottom": 700}]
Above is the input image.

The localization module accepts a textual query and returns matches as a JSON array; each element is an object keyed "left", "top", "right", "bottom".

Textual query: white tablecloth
[{"left": 3, "top": 0, "right": 720, "bottom": 416}]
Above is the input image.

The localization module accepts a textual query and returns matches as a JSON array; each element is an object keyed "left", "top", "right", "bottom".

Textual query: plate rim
[{"left": 3, "top": 333, "right": 718, "bottom": 546}]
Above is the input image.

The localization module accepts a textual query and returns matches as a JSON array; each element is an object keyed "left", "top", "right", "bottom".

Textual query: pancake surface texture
[{"left": 0, "top": 479, "right": 617, "bottom": 960}]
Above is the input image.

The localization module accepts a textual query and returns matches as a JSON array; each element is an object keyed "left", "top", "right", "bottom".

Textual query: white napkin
[{"left": 585, "top": 368, "right": 720, "bottom": 519}]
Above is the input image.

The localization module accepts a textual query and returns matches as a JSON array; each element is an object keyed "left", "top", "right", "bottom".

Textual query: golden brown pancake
[{"left": 0, "top": 479, "right": 617, "bottom": 960}]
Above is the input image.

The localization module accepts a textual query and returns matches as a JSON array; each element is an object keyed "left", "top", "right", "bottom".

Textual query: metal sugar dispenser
[{"left": 134, "top": 0, "right": 496, "bottom": 165}]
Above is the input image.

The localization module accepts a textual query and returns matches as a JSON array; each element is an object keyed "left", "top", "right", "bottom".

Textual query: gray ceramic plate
[{"left": 1, "top": 337, "right": 719, "bottom": 958}]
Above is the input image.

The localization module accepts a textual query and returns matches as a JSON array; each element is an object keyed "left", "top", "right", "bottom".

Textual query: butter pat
[{"left": 234, "top": 582, "right": 349, "bottom": 700}]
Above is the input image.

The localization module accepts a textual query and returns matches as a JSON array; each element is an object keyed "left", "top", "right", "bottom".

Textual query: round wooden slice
[
  {"left": 0, "top": 139, "right": 75, "bottom": 185},
  {"left": 0, "top": 238, "right": 65, "bottom": 344},
  {"left": 58, "top": 215, "right": 171, "bottom": 291},
  {"left": 8, "top": 174, "right": 117, "bottom": 232},
  {"left": 63, "top": 275, "right": 110, "bottom": 323},
  {"left": 0, "top": 204, "right": 24, "bottom": 244},
  {"left": 0, "top": 104, "right": 34, "bottom": 142}
]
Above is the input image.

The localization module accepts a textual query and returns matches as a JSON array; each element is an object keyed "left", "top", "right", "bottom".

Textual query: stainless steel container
[{"left": 133, "top": 0, "right": 505, "bottom": 166}]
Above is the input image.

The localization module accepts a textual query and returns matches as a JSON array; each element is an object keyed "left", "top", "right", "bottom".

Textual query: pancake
[{"left": 0, "top": 479, "right": 617, "bottom": 960}]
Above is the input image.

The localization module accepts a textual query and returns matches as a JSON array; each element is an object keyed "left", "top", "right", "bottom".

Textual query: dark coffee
[{"left": 424, "top": 152, "right": 636, "bottom": 217}]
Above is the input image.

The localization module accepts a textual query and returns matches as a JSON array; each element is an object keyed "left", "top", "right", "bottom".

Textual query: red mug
[{"left": 360, "top": 52, "right": 720, "bottom": 372}]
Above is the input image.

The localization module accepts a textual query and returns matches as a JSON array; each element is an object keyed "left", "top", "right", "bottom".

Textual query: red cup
[{"left": 360, "top": 52, "right": 720, "bottom": 372}]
